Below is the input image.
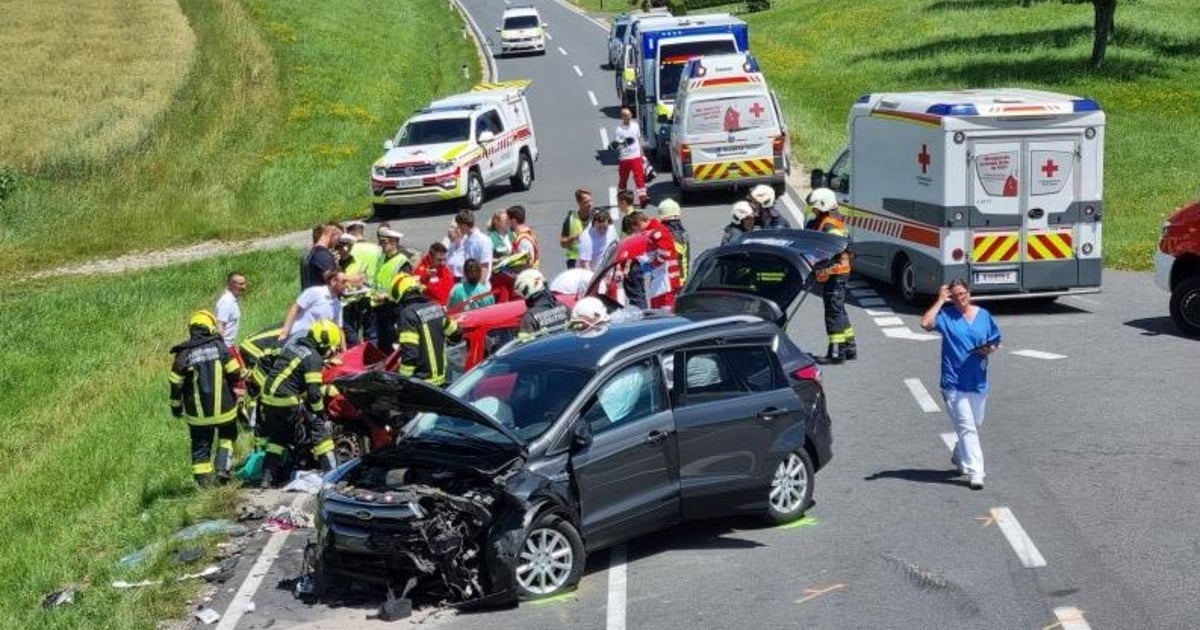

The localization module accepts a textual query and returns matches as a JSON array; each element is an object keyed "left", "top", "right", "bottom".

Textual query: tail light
[
  {"left": 952, "top": 247, "right": 964, "bottom": 261},
  {"left": 772, "top": 134, "right": 785, "bottom": 157},
  {"left": 794, "top": 363, "right": 822, "bottom": 387},
  {"left": 680, "top": 144, "right": 691, "bottom": 164}
]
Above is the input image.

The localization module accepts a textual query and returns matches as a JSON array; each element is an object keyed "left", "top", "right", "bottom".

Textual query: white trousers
[{"left": 942, "top": 389, "right": 987, "bottom": 480}]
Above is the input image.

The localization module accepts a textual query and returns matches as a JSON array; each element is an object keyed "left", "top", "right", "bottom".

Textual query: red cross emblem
[
  {"left": 749, "top": 102, "right": 765, "bottom": 118},
  {"left": 917, "top": 144, "right": 931, "bottom": 174},
  {"left": 1041, "top": 159, "right": 1059, "bottom": 178}
]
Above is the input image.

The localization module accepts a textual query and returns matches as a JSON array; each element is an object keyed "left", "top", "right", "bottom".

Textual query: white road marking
[
  {"left": 857, "top": 297, "right": 888, "bottom": 307},
  {"left": 558, "top": 46, "right": 568, "bottom": 56},
  {"left": 904, "top": 378, "right": 940, "bottom": 413},
  {"left": 1012, "top": 349, "right": 1068, "bottom": 360},
  {"left": 864, "top": 308, "right": 894, "bottom": 316},
  {"left": 779, "top": 194, "right": 805, "bottom": 227},
  {"left": 990, "top": 507, "right": 1047, "bottom": 568},
  {"left": 882, "top": 327, "right": 940, "bottom": 341},
  {"left": 849, "top": 288, "right": 878, "bottom": 298},
  {"left": 573, "top": 64, "right": 583, "bottom": 77},
  {"left": 1052, "top": 606, "right": 1093, "bottom": 630},
  {"left": 1062, "top": 295, "right": 1101, "bottom": 306},
  {"left": 588, "top": 90, "right": 598, "bottom": 106},
  {"left": 873, "top": 316, "right": 904, "bottom": 327},
  {"left": 545, "top": 30, "right": 553, "bottom": 41},
  {"left": 599, "top": 128, "right": 610, "bottom": 150},
  {"left": 606, "top": 545, "right": 628, "bottom": 630},
  {"left": 548, "top": 0, "right": 610, "bottom": 31},
  {"left": 216, "top": 493, "right": 309, "bottom": 630},
  {"left": 940, "top": 432, "right": 957, "bottom": 451}
]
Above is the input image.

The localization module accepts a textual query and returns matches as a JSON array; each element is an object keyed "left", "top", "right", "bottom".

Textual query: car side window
[
  {"left": 477, "top": 110, "right": 504, "bottom": 136},
  {"left": 579, "top": 360, "right": 664, "bottom": 434},
  {"left": 725, "top": 347, "right": 784, "bottom": 393},
  {"left": 829, "top": 149, "right": 852, "bottom": 194},
  {"left": 680, "top": 350, "right": 745, "bottom": 405}
]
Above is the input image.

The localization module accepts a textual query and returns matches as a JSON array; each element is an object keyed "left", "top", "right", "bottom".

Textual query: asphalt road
[{"left": 206, "top": 2, "right": 1200, "bottom": 629}]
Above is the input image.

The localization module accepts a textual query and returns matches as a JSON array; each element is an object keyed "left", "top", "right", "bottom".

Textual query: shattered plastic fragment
[
  {"left": 41, "top": 585, "right": 77, "bottom": 609},
  {"left": 261, "top": 506, "right": 314, "bottom": 532},
  {"left": 283, "top": 471, "right": 324, "bottom": 494},
  {"left": 112, "top": 579, "right": 162, "bottom": 589},
  {"left": 173, "top": 547, "right": 205, "bottom": 565},
  {"left": 194, "top": 606, "right": 221, "bottom": 624},
  {"left": 173, "top": 520, "right": 249, "bottom": 541},
  {"left": 178, "top": 566, "right": 221, "bottom": 581},
  {"left": 117, "top": 545, "right": 157, "bottom": 569}
]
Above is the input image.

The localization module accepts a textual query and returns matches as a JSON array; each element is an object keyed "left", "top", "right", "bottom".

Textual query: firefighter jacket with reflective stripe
[
  {"left": 519, "top": 290, "right": 570, "bottom": 337},
  {"left": 807, "top": 213, "right": 853, "bottom": 277},
  {"left": 397, "top": 295, "right": 460, "bottom": 386},
  {"left": 664, "top": 219, "right": 690, "bottom": 284},
  {"left": 371, "top": 252, "right": 412, "bottom": 305},
  {"left": 260, "top": 337, "right": 325, "bottom": 413},
  {"left": 512, "top": 228, "right": 540, "bottom": 268},
  {"left": 169, "top": 333, "right": 240, "bottom": 425}
]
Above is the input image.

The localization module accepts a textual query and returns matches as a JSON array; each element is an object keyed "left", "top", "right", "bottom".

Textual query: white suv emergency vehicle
[
  {"left": 370, "top": 81, "right": 539, "bottom": 211},
  {"left": 497, "top": 6, "right": 546, "bottom": 56}
]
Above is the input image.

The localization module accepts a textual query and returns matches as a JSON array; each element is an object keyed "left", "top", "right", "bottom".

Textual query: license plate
[
  {"left": 392, "top": 177, "right": 421, "bottom": 189},
  {"left": 974, "top": 270, "right": 1017, "bottom": 285}
]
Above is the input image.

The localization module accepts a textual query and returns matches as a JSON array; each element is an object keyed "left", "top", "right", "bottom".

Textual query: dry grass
[{"left": 0, "top": 0, "right": 196, "bottom": 172}]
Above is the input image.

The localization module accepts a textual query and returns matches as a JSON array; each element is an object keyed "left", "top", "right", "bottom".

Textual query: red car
[{"left": 1155, "top": 198, "right": 1200, "bottom": 337}]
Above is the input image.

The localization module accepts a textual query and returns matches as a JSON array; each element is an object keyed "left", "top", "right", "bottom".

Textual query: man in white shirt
[
  {"left": 456, "top": 209, "right": 494, "bottom": 283},
  {"left": 550, "top": 267, "right": 595, "bottom": 299},
  {"left": 576, "top": 211, "right": 618, "bottom": 271},
  {"left": 611, "top": 107, "right": 648, "bottom": 207},
  {"left": 214, "top": 272, "right": 246, "bottom": 351},
  {"left": 279, "top": 270, "right": 347, "bottom": 351}
]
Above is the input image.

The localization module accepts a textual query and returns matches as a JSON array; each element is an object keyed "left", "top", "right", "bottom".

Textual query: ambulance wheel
[
  {"left": 1169, "top": 277, "right": 1200, "bottom": 337},
  {"left": 465, "top": 169, "right": 485, "bottom": 210},
  {"left": 893, "top": 255, "right": 921, "bottom": 305},
  {"left": 511, "top": 151, "right": 534, "bottom": 192}
]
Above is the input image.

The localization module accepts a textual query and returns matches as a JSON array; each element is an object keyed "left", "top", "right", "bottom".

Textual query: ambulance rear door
[{"left": 682, "top": 89, "right": 780, "bottom": 184}]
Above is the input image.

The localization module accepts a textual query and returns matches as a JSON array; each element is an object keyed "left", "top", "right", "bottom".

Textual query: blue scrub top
[{"left": 935, "top": 306, "right": 1002, "bottom": 393}]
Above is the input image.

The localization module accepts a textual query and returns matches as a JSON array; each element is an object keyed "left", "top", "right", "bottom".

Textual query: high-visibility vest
[
  {"left": 513, "top": 229, "right": 540, "bottom": 268},
  {"left": 812, "top": 214, "right": 852, "bottom": 277},
  {"left": 348, "top": 242, "right": 382, "bottom": 281},
  {"left": 372, "top": 252, "right": 411, "bottom": 305},
  {"left": 562, "top": 211, "right": 584, "bottom": 260}
]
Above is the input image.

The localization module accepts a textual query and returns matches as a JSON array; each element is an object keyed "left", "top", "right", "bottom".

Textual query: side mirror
[
  {"left": 571, "top": 422, "right": 592, "bottom": 450},
  {"left": 383, "top": 139, "right": 394, "bottom": 151},
  {"left": 809, "top": 168, "right": 826, "bottom": 190},
  {"left": 833, "top": 175, "right": 850, "bottom": 194},
  {"left": 478, "top": 130, "right": 496, "bottom": 144}
]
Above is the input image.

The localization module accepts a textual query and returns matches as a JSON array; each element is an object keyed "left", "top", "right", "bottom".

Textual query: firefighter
[
  {"left": 749, "top": 184, "right": 788, "bottom": 229},
  {"left": 722, "top": 201, "right": 757, "bottom": 245},
  {"left": 515, "top": 268, "right": 570, "bottom": 338},
  {"left": 657, "top": 199, "right": 691, "bottom": 284},
  {"left": 236, "top": 322, "right": 285, "bottom": 442},
  {"left": 805, "top": 188, "right": 856, "bottom": 363},
  {"left": 392, "top": 273, "right": 461, "bottom": 387},
  {"left": 169, "top": 310, "right": 241, "bottom": 487},
  {"left": 258, "top": 320, "right": 341, "bottom": 487}
]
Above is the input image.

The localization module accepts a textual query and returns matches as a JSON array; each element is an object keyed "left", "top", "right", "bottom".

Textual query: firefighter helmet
[
  {"left": 657, "top": 198, "right": 682, "bottom": 219},
  {"left": 514, "top": 268, "right": 546, "bottom": 299},
  {"left": 731, "top": 201, "right": 755, "bottom": 221},
  {"left": 308, "top": 320, "right": 342, "bottom": 355},
  {"left": 748, "top": 184, "right": 776, "bottom": 208},
  {"left": 808, "top": 187, "right": 839, "bottom": 213},
  {"left": 189, "top": 310, "right": 218, "bottom": 334},
  {"left": 390, "top": 273, "right": 423, "bottom": 301},
  {"left": 570, "top": 296, "right": 610, "bottom": 330}
]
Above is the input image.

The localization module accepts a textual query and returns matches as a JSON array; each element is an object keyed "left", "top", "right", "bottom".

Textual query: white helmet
[
  {"left": 731, "top": 201, "right": 755, "bottom": 221},
  {"left": 808, "top": 187, "right": 839, "bottom": 213},
  {"left": 570, "top": 296, "right": 610, "bottom": 330},
  {"left": 749, "top": 184, "right": 776, "bottom": 208},
  {"left": 657, "top": 198, "right": 682, "bottom": 219},
  {"left": 513, "top": 268, "right": 546, "bottom": 299}
]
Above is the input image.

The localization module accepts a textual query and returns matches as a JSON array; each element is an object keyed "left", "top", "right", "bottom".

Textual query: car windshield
[
  {"left": 504, "top": 15, "right": 539, "bottom": 29},
  {"left": 406, "top": 358, "right": 592, "bottom": 445},
  {"left": 394, "top": 118, "right": 470, "bottom": 146},
  {"left": 658, "top": 39, "right": 738, "bottom": 102}
]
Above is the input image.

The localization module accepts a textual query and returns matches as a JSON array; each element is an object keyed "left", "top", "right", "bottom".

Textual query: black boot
[
  {"left": 816, "top": 343, "right": 844, "bottom": 365},
  {"left": 194, "top": 473, "right": 215, "bottom": 488},
  {"left": 843, "top": 338, "right": 858, "bottom": 361}
]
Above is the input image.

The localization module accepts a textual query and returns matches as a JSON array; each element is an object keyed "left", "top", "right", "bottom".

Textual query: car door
[
  {"left": 571, "top": 358, "right": 678, "bottom": 550},
  {"left": 669, "top": 343, "right": 800, "bottom": 520}
]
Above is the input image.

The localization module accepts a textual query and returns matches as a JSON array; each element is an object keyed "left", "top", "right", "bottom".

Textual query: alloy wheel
[
  {"left": 769, "top": 453, "right": 809, "bottom": 515},
  {"left": 515, "top": 527, "right": 575, "bottom": 595}
]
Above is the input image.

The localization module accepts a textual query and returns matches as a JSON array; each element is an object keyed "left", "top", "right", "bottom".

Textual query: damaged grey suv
[{"left": 312, "top": 230, "right": 842, "bottom": 605}]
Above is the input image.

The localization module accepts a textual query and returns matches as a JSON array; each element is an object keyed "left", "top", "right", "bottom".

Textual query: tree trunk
[{"left": 1090, "top": 0, "right": 1117, "bottom": 70}]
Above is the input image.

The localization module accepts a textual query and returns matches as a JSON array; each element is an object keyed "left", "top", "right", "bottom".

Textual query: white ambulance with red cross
[
  {"left": 370, "top": 80, "right": 538, "bottom": 211},
  {"left": 811, "top": 88, "right": 1105, "bottom": 303}
]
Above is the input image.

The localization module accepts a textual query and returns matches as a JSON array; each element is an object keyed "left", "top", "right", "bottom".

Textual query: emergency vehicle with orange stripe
[
  {"left": 811, "top": 88, "right": 1105, "bottom": 302},
  {"left": 370, "top": 80, "right": 538, "bottom": 211},
  {"left": 668, "top": 53, "right": 789, "bottom": 201}
]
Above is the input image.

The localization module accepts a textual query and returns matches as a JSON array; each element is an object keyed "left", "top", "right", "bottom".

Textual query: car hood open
[
  {"left": 677, "top": 229, "right": 850, "bottom": 327},
  {"left": 333, "top": 371, "right": 526, "bottom": 450}
]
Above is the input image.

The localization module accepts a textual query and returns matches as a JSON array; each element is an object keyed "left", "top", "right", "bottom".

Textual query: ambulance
[
  {"left": 810, "top": 88, "right": 1105, "bottom": 303},
  {"left": 668, "top": 53, "right": 789, "bottom": 201},
  {"left": 369, "top": 81, "right": 538, "bottom": 211}
]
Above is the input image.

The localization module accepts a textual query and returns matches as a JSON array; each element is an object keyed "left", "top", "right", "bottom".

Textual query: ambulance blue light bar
[
  {"left": 926, "top": 103, "right": 980, "bottom": 116},
  {"left": 1072, "top": 98, "right": 1102, "bottom": 112}
]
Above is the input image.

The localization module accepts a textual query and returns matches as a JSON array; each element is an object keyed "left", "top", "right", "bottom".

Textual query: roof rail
[{"left": 597, "top": 314, "right": 761, "bottom": 367}]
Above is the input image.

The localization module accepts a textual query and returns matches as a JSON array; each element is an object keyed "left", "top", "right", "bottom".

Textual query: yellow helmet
[
  {"left": 390, "top": 273, "right": 424, "bottom": 301},
  {"left": 308, "top": 320, "right": 342, "bottom": 355},
  {"left": 189, "top": 310, "right": 218, "bottom": 334}
]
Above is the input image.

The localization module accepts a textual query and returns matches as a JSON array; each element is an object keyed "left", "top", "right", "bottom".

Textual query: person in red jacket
[
  {"left": 413, "top": 242, "right": 454, "bottom": 306},
  {"left": 632, "top": 211, "right": 681, "bottom": 310}
]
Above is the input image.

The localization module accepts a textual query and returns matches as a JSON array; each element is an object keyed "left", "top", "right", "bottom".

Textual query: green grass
[
  {"left": 0, "top": 249, "right": 301, "bottom": 630},
  {"left": 0, "top": 0, "right": 474, "bottom": 276},
  {"left": 747, "top": 0, "right": 1200, "bottom": 270}
]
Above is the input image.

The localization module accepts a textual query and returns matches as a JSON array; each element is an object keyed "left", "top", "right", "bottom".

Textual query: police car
[
  {"left": 496, "top": 6, "right": 547, "bottom": 56},
  {"left": 370, "top": 81, "right": 539, "bottom": 211}
]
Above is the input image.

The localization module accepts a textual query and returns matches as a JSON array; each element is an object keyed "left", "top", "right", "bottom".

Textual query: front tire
[
  {"left": 766, "top": 448, "right": 814, "bottom": 524},
  {"left": 465, "top": 169, "right": 485, "bottom": 210},
  {"left": 511, "top": 151, "right": 534, "bottom": 191},
  {"left": 1169, "top": 276, "right": 1200, "bottom": 337},
  {"left": 515, "top": 513, "right": 584, "bottom": 600}
]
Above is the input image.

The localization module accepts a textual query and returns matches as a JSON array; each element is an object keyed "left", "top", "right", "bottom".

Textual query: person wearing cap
[
  {"left": 301, "top": 222, "right": 342, "bottom": 289},
  {"left": 371, "top": 225, "right": 412, "bottom": 350},
  {"left": 391, "top": 273, "right": 461, "bottom": 387},
  {"left": 560, "top": 188, "right": 593, "bottom": 269},
  {"left": 632, "top": 211, "right": 681, "bottom": 310},
  {"left": 656, "top": 198, "right": 690, "bottom": 284},
  {"left": 748, "top": 184, "right": 789, "bottom": 229},
  {"left": 169, "top": 310, "right": 241, "bottom": 486},
  {"left": 336, "top": 231, "right": 373, "bottom": 346},
  {"left": 723, "top": 201, "right": 757, "bottom": 245},
  {"left": 577, "top": 208, "right": 618, "bottom": 271},
  {"left": 805, "top": 187, "right": 856, "bottom": 363}
]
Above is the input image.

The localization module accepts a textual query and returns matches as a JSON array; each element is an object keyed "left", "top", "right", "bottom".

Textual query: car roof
[
  {"left": 495, "top": 314, "right": 775, "bottom": 370},
  {"left": 502, "top": 6, "right": 540, "bottom": 18}
]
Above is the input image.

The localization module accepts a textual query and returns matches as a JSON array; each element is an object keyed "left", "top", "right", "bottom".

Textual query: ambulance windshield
[
  {"left": 395, "top": 118, "right": 471, "bottom": 146},
  {"left": 658, "top": 39, "right": 738, "bottom": 102}
]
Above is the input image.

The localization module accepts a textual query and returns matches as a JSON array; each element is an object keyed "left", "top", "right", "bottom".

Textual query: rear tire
[
  {"left": 511, "top": 151, "right": 534, "bottom": 191},
  {"left": 893, "top": 255, "right": 921, "bottom": 305},
  {"left": 515, "top": 513, "right": 584, "bottom": 600},
  {"left": 766, "top": 448, "right": 814, "bottom": 524},
  {"left": 1169, "top": 276, "right": 1200, "bottom": 337}
]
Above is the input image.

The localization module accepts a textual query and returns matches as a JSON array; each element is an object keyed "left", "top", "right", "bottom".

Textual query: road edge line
[
  {"left": 549, "top": 0, "right": 610, "bottom": 31},
  {"left": 605, "top": 545, "right": 628, "bottom": 630},
  {"left": 215, "top": 493, "right": 311, "bottom": 630},
  {"left": 450, "top": 0, "right": 497, "bottom": 82}
]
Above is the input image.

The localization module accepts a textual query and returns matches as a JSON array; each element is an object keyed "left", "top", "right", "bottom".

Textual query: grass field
[
  {"left": 0, "top": 249, "right": 300, "bottom": 630},
  {"left": 0, "top": 0, "right": 474, "bottom": 276}
]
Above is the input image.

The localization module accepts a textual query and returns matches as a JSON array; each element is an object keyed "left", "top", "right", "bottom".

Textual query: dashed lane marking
[
  {"left": 849, "top": 288, "right": 878, "bottom": 298},
  {"left": 988, "top": 507, "right": 1048, "bottom": 568},
  {"left": 940, "top": 432, "right": 957, "bottom": 452},
  {"left": 599, "top": 128, "right": 609, "bottom": 150},
  {"left": 573, "top": 64, "right": 583, "bottom": 77},
  {"left": 857, "top": 297, "right": 888, "bottom": 307},
  {"left": 864, "top": 308, "right": 895, "bottom": 317},
  {"left": 545, "top": 30, "right": 553, "bottom": 41},
  {"left": 873, "top": 316, "right": 904, "bottom": 327},
  {"left": 1011, "top": 349, "right": 1068, "bottom": 360},
  {"left": 606, "top": 545, "right": 627, "bottom": 630},
  {"left": 215, "top": 493, "right": 309, "bottom": 630},
  {"left": 882, "top": 327, "right": 940, "bottom": 341},
  {"left": 588, "top": 90, "right": 598, "bottom": 106},
  {"left": 795, "top": 583, "right": 847, "bottom": 605},
  {"left": 558, "top": 46, "right": 568, "bottom": 56},
  {"left": 1045, "top": 607, "right": 1093, "bottom": 630},
  {"left": 904, "top": 378, "right": 940, "bottom": 413}
]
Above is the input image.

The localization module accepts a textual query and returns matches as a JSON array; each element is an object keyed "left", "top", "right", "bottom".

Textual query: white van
[
  {"left": 668, "top": 53, "right": 789, "bottom": 200},
  {"left": 810, "top": 88, "right": 1105, "bottom": 302}
]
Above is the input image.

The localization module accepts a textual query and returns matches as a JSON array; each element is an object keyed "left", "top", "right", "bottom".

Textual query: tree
[{"left": 1089, "top": 0, "right": 1117, "bottom": 70}]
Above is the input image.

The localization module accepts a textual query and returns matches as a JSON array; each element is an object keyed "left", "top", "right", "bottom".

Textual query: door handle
[
  {"left": 757, "top": 407, "right": 782, "bottom": 421},
  {"left": 644, "top": 430, "right": 670, "bottom": 445}
]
